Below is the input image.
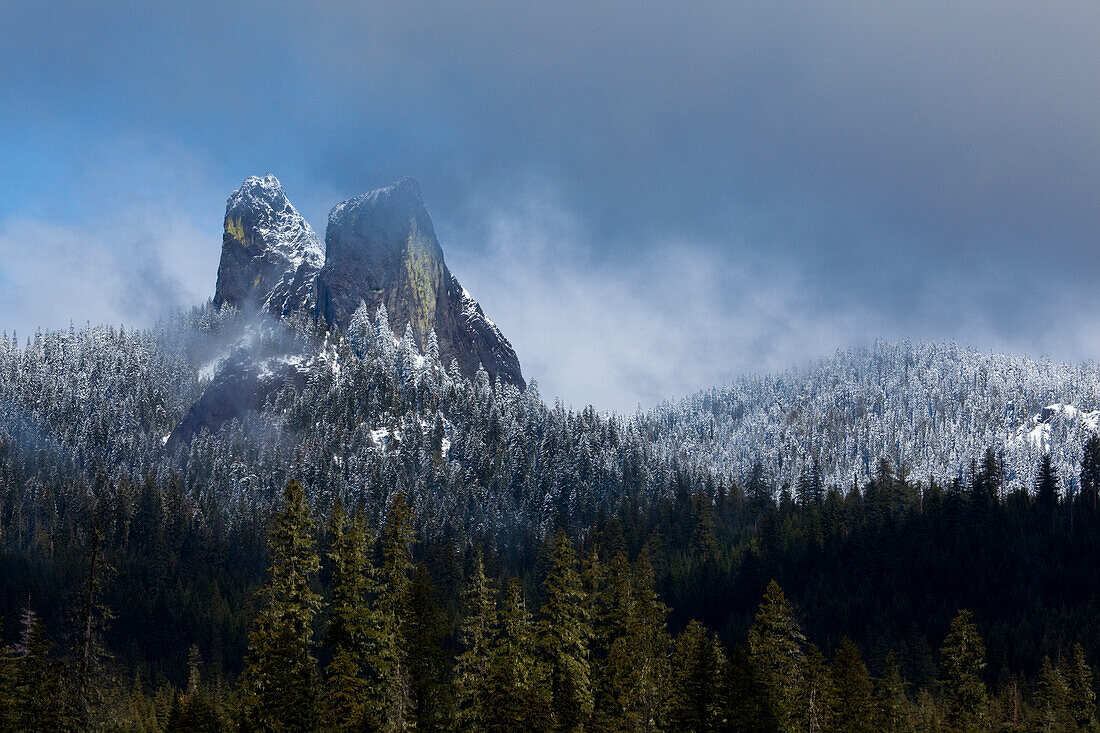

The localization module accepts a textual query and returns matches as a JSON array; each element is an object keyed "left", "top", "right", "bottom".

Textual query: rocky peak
[
  {"left": 317, "top": 178, "right": 524, "bottom": 387},
  {"left": 213, "top": 174, "right": 324, "bottom": 316}
]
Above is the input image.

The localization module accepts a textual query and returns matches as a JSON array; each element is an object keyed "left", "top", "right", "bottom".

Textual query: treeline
[{"left": 4, "top": 478, "right": 1100, "bottom": 732}]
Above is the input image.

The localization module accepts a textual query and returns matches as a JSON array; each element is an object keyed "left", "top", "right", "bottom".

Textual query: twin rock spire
[{"left": 213, "top": 174, "right": 524, "bottom": 388}]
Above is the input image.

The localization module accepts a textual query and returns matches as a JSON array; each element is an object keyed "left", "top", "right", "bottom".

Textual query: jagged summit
[
  {"left": 213, "top": 174, "right": 324, "bottom": 316},
  {"left": 317, "top": 178, "right": 524, "bottom": 388}
]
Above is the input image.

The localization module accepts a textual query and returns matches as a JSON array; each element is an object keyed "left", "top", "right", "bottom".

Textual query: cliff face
[
  {"left": 317, "top": 177, "right": 524, "bottom": 387},
  {"left": 213, "top": 175, "right": 324, "bottom": 317}
]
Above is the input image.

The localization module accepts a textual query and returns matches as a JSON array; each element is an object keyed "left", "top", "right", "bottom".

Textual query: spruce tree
[
  {"left": 240, "top": 479, "right": 322, "bottom": 732},
  {"left": 873, "top": 652, "right": 912, "bottom": 733},
  {"left": 1066, "top": 644, "right": 1098, "bottom": 731},
  {"left": 666, "top": 620, "right": 725, "bottom": 732},
  {"left": 938, "top": 609, "right": 987, "bottom": 733},
  {"left": 1034, "top": 655, "right": 1070, "bottom": 733},
  {"left": 406, "top": 562, "right": 449, "bottom": 731},
  {"left": 799, "top": 643, "right": 835, "bottom": 733},
  {"left": 323, "top": 503, "right": 373, "bottom": 730},
  {"left": 1083, "top": 435, "right": 1100, "bottom": 512},
  {"left": 592, "top": 552, "right": 670, "bottom": 733},
  {"left": 13, "top": 610, "right": 73, "bottom": 732},
  {"left": 747, "top": 581, "right": 805, "bottom": 732},
  {"left": 367, "top": 492, "right": 415, "bottom": 732},
  {"left": 485, "top": 578, "right": 551, "bottom": 733},
  {"left": 538, "top": 530, "right": 594, "bottom": 732},
  {"left": 830, "top": 637, "right": 873, "bottom": 733},
  {"left": 454, "top": 553, "right": 497, "bottom": 733}
]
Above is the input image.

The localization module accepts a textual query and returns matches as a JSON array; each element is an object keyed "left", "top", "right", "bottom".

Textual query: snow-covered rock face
[
  {"left": 213, "top": 174, "right": 324, "bottom": 317},
  {"left": 317, "top": 177, "right": 524, "bottom": 388},
  {"left": 1015, "top": 403, "right": 1100, "bottom": 452}
]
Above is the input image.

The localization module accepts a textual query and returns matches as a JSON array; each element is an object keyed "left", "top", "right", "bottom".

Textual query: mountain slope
[{"left": 646, "top": 340, "right": 1100, "bottom": 493}]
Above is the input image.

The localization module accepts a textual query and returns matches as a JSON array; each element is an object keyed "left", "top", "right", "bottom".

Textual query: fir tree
[
  {"left": 454, "top": 553, "right": 497, "bottom": 733},
  {"left": 1034, "top": 655, "right": 1070, "bottom": 732},
  {"left": 323, "top": 502, "right": 373, "bottom": 730},
  {"left": 666, "top": 620, "right": 725, "bottom": 732},
  {"left": 747, "top": 581, "right": 805, "bottom": 732},
  {"left": 485, "top": 578, "right": 551, "bottom": 733},
  {"left": 938, "top": 609, "right": 987, "bottom": 733},
  {"left": 538, "top": 530, "right": 594, "bottom": 732},
  {"left": 240, "top": 479, "right": 322, "bottom": 732},
  {"left": 406, "top": 562, "right": 450, "bottom": 731},
  {"left": 830, "top": 637, "right": 874, "bottom": 733},
  {"left": 1066, "top": 644, "right": 1098, "bottom": 731}
]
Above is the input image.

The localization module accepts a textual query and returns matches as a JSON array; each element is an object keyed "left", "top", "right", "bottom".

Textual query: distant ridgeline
[{"left": 645, "top": 340, "right": 1100, "bottom": 496}]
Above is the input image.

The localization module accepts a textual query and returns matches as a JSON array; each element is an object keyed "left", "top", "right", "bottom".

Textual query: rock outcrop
[
  {"left": 316, "top": 177, "right": 524, "bottom": 387},
  {"left": 213, "top": 175, "right": 324, "bottom": 316}
]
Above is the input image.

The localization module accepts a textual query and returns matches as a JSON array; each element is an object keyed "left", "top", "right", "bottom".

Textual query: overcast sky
[{"left": 2, "top": 1, "right": 1099, "bottom": 411}]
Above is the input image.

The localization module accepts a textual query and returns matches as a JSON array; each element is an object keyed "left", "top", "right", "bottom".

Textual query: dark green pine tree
[
  {"left": 830, "top": 637, "right": 874, "bottom": 733},
  {"left": 368, "top": 492, "right": 416, "bottom": 732},
  {"left": 1035, "top": 453, "right": 1060, "bottom": 527},
  {"left": 12, "top": 610, "right": 73, "bottom": 732},
  {"left": 666, "top": 620, "right": 726, "bottom": 732},
  {"left": 1066, "top": 644, "right": 1098, "bottom": 731},
  {"left": 723, "top": 644, "right": 774, "bottom": 733},
  {"left": 486, "top": 578, "right": 552, "bottom": 733},
  {"left": 406, "top": 562, "right": 450, "bottom": 731},
  {"left": 798, "top": 644, "right": 835, "bottom": 733},
  {"left": 938, "top": 609, "right": 987, "bottom": 733},
  {"left": 454, "top": 552, "right": 497, "bottom": 733},
  {"left": 538, "top": 530, "right": 594, "bottom": 732},
  {"left": 1082, "top": 435, "right": 1100, "bottom": 512},
  {"left": 873, "top": 652, "right": 912, "bottom": 733},
  {"left": 166, "top": 645, "right": 223, "bottom": 732},
  {"left": 0, "top": 617, "right": 14, "bottom": 732},
  {"left": 323, "top": 501, "right": 373, "bottom": 731},
  {"left": 592, "top": 551, "right": 670, "bottom": 733},
  {"left": 1034, "top": 655, "right": 1071, "bottom": 732},
  {"left": 747, "top": 581, "right": 805, "bottom": 732},
  {"left": 240, "top": 479, "right": 322, "bottom": 733}
]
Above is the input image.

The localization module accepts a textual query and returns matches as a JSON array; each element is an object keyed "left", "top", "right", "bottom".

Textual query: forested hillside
[
  {"left": 4, "top": 311, "right": 1100, "bottom": 730},
  {"left": 648, "top": 340, "right": 1100, "bottom": 493}
]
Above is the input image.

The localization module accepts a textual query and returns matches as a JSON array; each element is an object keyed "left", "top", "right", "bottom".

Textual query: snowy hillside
[{"left": 645, "top": 341, "right": 1100, "bottom": 495}]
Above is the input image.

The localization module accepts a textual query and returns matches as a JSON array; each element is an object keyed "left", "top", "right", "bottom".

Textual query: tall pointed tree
[
  {"left": 240, "top": 479, "right": 322, "bottom": 732},
  {"left": 323, "top": 502, "right": 373, "bottom": 730},
  {"left": 938, "top": 610, "right": 987, "bottom": 733},
  {"left": 486, "top": 578, "right": 552, "bottom": 733},
  {"left": 748, "top": 581, "right": 805, "bottom": 732},
  {"left": 538, "top": 530, "right": 593, "bottom": 732},
  {"left": 454, "top": 552, "right": 497, "bottom": 733},
  {"left": 1066, "top": 644, "right": 1098, "bottom": 731}
]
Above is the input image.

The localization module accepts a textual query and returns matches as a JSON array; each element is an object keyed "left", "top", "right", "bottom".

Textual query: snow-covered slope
[{"left": 645, "top": 341, "right": 1100, "bottom": 494}]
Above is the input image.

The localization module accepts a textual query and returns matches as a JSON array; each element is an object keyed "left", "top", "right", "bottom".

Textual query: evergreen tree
[
  {"left": 12, "top": 610, "right": 73, "bottom": 732},
  {"left": 1034, "top": 655, "right": 1070, "bottom": 732},
  {"left": 454, "top": 553, "right": 497, "bottom": 733},
  {"left": 367, "top": 492, "right": 416, "bottom": 732},
  {"left": 873, "top": 652, "right": 912, "bottom": 733},
  {"left": 938, "top": 609, "right": 987, "bottom": 732},
  {"left": 592, "top": 552, "right": 670, "bottom": 733},
  {"left": 538, "top": 530, "right": 593, "bottom": 732},
  {"left": 406, "top": 562, "right": 449, "bottom": 731},
  {"left": 1035, "top": 453, "right": 1060, "bottom": 521},
  {"left": 747, "top": 581, "right": 805, "bottom": 732},
  {"left": 240, "top": 479, "right": 322, "bottom": 732},
  {"left": 798, "top": 643, "right": 835, "bottom": 733},
  {"left": 485, "top": 578, "right": 551, "bottom": 733},
  {"left": 1066, "top": 643, "right": 1098, "bottom": 731},
  {"left": 1083, "top": 435, "right": 1100, "bottom": 512},
  {"left": 831, "top": 637, "right": 874, "bottom": 733},
  {"left": 666, "top": 620, "right": 725, "bottom": 732},
  {"left": 323, "top": 502, "right": 373, "bottom": 730}
]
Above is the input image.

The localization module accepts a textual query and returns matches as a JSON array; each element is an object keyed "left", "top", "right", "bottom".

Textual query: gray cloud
[{"left": 2, "top": 1, "right": 1099, "bottom": 408}]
